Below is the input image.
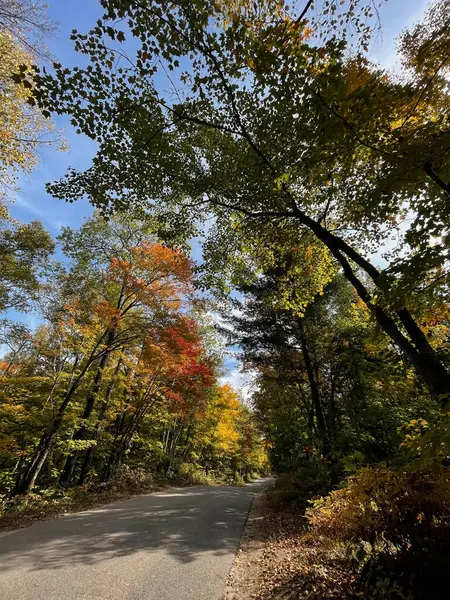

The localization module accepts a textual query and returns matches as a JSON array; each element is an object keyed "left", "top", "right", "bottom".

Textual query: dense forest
[
  {"left": 0, "top": 212, "right": 268, "bottom": 496},
  {"left": 0, "top": 1, "right": 268, "bottom": 499},
  {"left": 1, "top": 0, "right": 450, "bottom": 597}
]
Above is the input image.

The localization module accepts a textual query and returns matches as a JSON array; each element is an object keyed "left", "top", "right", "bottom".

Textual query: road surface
[{"left": 0, "top": 478, "right": 273, "bottom": 600}]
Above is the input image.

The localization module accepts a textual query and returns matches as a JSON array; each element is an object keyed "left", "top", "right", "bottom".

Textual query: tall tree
[
  {"left": 12, "top": 214, "right": 194, "bottom": 494},
  {"left": 21, "top": 0, "right": 450, "bottom": 401},
  {"left": 228, "top": 270, "right": 439, "bottom": 473},
  {"left": 0, "top": 214, "right": 54, "bottom": 312}
]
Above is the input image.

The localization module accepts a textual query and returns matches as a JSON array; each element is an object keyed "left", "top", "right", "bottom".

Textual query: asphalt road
[{"left": 0, "top": 478, "right": 273, "bottom": 600}]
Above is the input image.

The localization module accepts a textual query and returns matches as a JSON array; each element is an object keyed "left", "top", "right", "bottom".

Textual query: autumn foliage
[{"left": 0, "top": 215, "right": 267, "bottom": 498}]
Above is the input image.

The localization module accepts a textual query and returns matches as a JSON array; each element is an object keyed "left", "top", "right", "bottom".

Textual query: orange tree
[
  {"left": 13, "top": 214, "right": 194, "bottom": 494},
  {"left": 99, "top": 314, "right": 215, "bottom": 481}
]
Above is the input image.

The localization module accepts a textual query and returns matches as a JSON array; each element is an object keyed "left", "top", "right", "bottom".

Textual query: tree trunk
[
  {"left": 13, "top": 378, "right": 79, "bottom": 495},
  {"left": 423, "top": 163, "right": 450, "bottom": 197},
  {"left": 59, "top": 359, "right": 108, "bottom": 487},
  {"left": 288, "top": 193, "right": 450, "bottom": 403},
  {"left": 330, "top": 247, "right": 450, "bottom": 404},
  {"left": 78, "top": 356, "right": 123, "bottom": 486},
  {"left": 298, "top": 319, "right": 329, "bottom": 455},
  {"left": 59, "top": 329, "right": 118, "bottom": 488},
  {"left": 12, "top": 340, "right": 109, "bottom": 496},
  {"left": 396, "top": 307, "right": 450, "bottom": 402},
  {"left": 101, "top": 391, "right": 158, "bottom": 482}
]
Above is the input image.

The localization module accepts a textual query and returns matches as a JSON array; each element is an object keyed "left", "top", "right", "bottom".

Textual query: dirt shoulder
[{"left": 223, "top": 490, "right": 352, "bottom": 600}]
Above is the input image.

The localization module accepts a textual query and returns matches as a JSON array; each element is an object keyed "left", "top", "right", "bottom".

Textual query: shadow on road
[{"left": 0, "top": 479, "right": 271, "bottom": 572}]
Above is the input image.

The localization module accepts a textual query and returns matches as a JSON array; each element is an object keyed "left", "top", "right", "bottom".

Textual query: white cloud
[
  {"left": 219, "top": 368, "right": 257, "bottom": 404},
  {"left": 9, "top": 194, "right": 44, "bottom": 218}
]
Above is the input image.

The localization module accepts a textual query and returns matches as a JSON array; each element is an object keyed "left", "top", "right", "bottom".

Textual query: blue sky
[
  {"left": 9, "top": 0, "right": 431, "bottom": 235},
  {"left": 5, "top": 0, "right": 433, "bottom": 395}
]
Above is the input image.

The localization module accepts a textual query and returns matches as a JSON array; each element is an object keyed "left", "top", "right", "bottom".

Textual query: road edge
[{"left": 222, "top": 483, "right": 274, "bottom": 599}]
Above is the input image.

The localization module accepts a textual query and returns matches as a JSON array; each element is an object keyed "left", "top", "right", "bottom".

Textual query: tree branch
[{"left": 295, "top": 0, "right": 315, "bottom": 25}]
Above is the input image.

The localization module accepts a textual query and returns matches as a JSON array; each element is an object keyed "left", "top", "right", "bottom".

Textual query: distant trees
[{"left": 0, "top": 214, "right": 267, "bottom": 497}]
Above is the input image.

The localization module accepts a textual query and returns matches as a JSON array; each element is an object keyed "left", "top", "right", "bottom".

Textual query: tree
[
  {"left": 22, "top": 0, "right": 450, "bottom": 402},
  {"left": 10, "top": 213, "right": 200, "bottom": 494},
  {"left": 193, "top": 384, "right": 264, "bottom": 479},
  {"left": 0, "top": 0, "right": 62, "bottom": 305},
  {"left": 222, "top": 264, "right": 439, "bottom": 473},
  {"left": 0, "top": 318, "right": 31, "bottom": 373},
  {"left": 98, "top": 313, "right": 214, "bottom": 482},
  {"left": 0, "top": 222, "right": 266, "bottom": 496},
  {"left": 0, "top": 214, "right": 54, "bottom": 312},
  {"left": 0, "top": 0, "right": 55, "bottom": 60},
  {"left": 0, "top": 25, "right": 63, "bottom": 201},
  {"left": 57, "top": 217, "right": 194, "bottom": 488}
]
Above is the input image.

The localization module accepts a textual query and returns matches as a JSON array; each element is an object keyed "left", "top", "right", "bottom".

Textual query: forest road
[{"left": 0, "top": 478, "right": 273, "bottom": 600}]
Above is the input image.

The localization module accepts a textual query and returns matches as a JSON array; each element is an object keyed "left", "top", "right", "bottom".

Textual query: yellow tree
[
  {"left": 194, "top": 384, "right": 242, "bottom": 477},
  {"left": 0, "top": 29, "right": 64, "bottom": 202}
]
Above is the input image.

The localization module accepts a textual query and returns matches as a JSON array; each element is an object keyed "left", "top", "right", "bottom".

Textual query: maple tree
[
  {"left": 32, "top": 216, "right": 194, "bottom": 492},
  {"left": 194, "top": 383, "right": 268, "bottom": 479},
  {"left": 0, "top": 213, "right": 266, "bottom": 496}
]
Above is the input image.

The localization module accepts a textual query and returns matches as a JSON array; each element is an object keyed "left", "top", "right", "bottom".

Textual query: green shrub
[
  {"left": 268, "top": 463, "right": 332, "bottom": 508},
  {"left": 176, "top": 462, "right": 209, "bottom": 485},
  {"left": 109, "top": 466, "right": 154, "bottom": 493},
  {"left": 233, "top": 473, "right": 246, "bottom": 486}
]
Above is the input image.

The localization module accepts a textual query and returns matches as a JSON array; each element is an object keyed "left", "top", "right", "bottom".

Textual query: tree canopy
[{"left": 18, "top": 0, "right": 450, "bottom": 402}]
